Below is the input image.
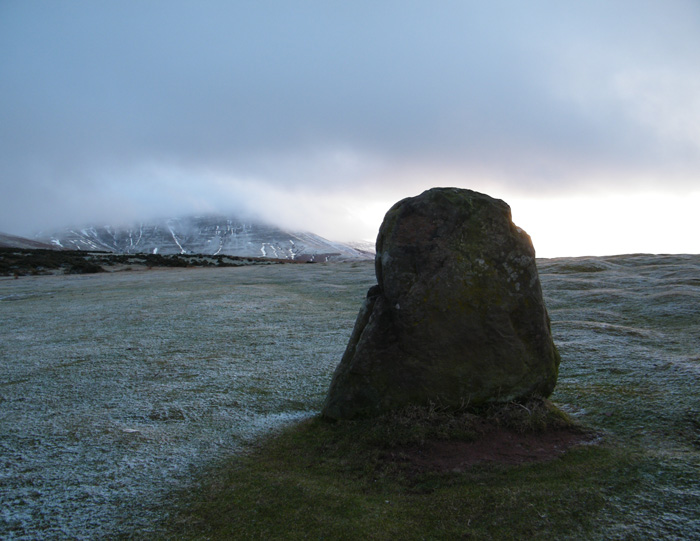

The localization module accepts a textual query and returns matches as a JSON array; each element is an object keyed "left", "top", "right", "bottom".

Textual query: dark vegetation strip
[{"left": 0, "top": 247, "right": 307, "bottom": 277}]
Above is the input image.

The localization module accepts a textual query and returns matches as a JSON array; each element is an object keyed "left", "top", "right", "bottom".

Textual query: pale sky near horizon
[{"left": 1, "top": 1, "right": 699, "bottom": 257}]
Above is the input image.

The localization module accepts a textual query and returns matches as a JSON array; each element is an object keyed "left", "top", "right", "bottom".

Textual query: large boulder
[{"left": 322, "top": 187, "right": 560, "bottom": 420}]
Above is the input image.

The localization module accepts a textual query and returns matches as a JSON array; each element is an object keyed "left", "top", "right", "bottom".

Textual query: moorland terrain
[{"left": 1, "top": 254, "right": 698, "bottom": 538}]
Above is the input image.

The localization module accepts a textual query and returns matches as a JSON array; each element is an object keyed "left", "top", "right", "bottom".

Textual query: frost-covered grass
[
  {"left": 2, "top": 255, "right": 700, "bottom": 539},
  {"left": 165, "top": 254, "right": 700, "bottom": 540},
  {"left": 0, "top": 263, "right": 374, "bottom": 539},
  {"left": 538, "top": 254, "right": 700, "bottom": 537}
]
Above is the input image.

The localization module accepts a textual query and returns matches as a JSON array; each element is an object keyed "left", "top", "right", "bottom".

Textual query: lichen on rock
[{"left": 322, "top": 187, "right": 560, "bottom": 420}]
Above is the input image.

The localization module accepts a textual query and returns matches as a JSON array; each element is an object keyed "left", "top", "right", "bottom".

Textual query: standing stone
[{"left": 322, "top": 187, "right": 560, "bottom": 420}]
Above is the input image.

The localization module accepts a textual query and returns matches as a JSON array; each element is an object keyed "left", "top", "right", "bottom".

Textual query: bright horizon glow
[
  {"left": 331, "top": 190, "right": 700, "bottom": 259},
  {"left": 510, "top": 191, "right": 700, "bottom": 258}
]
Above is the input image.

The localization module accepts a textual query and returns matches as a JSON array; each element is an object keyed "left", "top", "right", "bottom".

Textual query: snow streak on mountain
[{"left": 38, "top": 216, "right": 374, "bottom": 261}]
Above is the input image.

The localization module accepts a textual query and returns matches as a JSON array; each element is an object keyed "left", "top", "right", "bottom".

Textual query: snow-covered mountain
[{"left": 36, "top": 216, "right": 374, "bottom": 261}]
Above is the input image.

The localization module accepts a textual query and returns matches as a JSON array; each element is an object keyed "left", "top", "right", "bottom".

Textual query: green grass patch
[{"left": 160, "top": 401, "right": 638, "bottom": 540}]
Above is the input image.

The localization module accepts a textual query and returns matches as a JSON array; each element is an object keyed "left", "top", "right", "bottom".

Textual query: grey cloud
[{"left": 1, "top": 1, "right": 699, "bottom": 236}]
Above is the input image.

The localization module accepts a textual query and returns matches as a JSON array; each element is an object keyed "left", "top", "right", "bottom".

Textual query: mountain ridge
[
  {"left": 35, "top": 215, "right": 374, "bottom": 261},
  {"left": 0, "top": 232, "right": 61, "bottom": 250}
]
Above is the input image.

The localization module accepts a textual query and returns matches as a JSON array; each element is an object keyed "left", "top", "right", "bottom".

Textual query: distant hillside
[
  {"left": 0, "top": 232, "right": 60, "bottom": 250},
  {"left": 36, "top": 216, "right": 374, "bottom": 261}
]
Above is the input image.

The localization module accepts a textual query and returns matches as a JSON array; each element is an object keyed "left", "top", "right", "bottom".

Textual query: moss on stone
[{"left": 323, "top": 188, "right": 560, "bottom": 420}]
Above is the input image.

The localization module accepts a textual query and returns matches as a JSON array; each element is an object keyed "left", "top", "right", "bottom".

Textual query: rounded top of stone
[{"left": 390, "top": 186, "right": 511, "bottom": 212}]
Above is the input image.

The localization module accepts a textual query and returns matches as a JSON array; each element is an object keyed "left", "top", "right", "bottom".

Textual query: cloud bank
[{"left": 1, "top": 1, "right": 698, "bottom": 253}]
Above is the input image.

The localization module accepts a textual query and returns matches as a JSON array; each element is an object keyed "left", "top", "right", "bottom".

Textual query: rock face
[{"left": 322, "top": 188, "right": 560, "bottom": 420}]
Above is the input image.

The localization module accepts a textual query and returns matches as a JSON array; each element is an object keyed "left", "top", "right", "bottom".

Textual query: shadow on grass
[{"left": 154, "top": 400, "right": 640, "bottom": 540}]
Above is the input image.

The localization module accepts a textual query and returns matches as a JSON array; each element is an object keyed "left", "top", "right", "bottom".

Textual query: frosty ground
[{"left": 1, "top": 256, "right": 699, "bottom": 538}]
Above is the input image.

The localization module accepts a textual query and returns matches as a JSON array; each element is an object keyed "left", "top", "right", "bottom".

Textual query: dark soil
[{"left": 385, "top": 427, "right": 599, "bottom": 473}]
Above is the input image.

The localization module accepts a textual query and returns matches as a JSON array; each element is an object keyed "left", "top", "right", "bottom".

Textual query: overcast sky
[{"left": 1, "top": 1, "right": 699, "bottom": 256}]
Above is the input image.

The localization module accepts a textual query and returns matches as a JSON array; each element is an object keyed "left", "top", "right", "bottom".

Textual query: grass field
[{"left": 1, "top": 255, "right": 699, "bottom": 538}]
